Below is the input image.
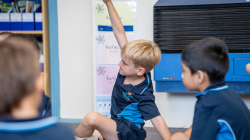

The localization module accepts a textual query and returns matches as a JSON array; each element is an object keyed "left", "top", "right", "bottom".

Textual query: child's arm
[
  {"left": 103, "top": 0, "right": 128, "bottom": 48},
  {"left": 184, "top": 125, "right": 192, "bottom": 137},
  {"left": 151, "top": 115, "right": 171, "bottom": 140},
  {"left": 246, "top": 63, "right": 250, "bottom": 75}
]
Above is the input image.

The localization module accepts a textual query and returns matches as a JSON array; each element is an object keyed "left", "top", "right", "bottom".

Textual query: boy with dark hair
[
  {"left": 170, "top": 37, "right": 250, "bottom": 140},
  {"left": 2, "top": 33, "right": 52, "bottom": 118},
  {"left": 0, "top": 41, "right": 74, "bottom": 140}
]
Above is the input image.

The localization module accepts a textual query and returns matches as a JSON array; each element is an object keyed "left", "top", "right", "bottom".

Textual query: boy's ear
[
  {"left": 34, "top": 73, "right": 44, "bottom": 94},
  {"left": 137, "top": 67, "right": 145, "bottom": 76},
  {"left": 196, "top": 70, "right": 205, "bottom": 84}
]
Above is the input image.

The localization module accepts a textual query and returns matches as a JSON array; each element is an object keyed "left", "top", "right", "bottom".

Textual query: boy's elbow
[
  {"left": 246, "top": 63, "right": 250, "bottom": 75},
  {"left": 151, "top": 115, "right": 164, "bottom": 125}
]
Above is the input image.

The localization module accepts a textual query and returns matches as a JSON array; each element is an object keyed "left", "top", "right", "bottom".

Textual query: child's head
[
  {"left": 181, "top": 37, "right": 229, "bottom": 91},
  {"left": 4, "top": 34, "right": 40, "bottom": 54},
  {"left": 0, "top": 32, "right": 14, "bottom": 42},
  {"left": 119, "top": 39, "right": 161, "bottom": 76},
  {"left": 0, "top": 40, "right": 43, "bottom": 116}
]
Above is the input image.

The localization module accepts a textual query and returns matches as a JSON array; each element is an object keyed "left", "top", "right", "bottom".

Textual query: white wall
[
  {"left": 57, "top": 0, "right": 250, "bottom": 127},
  {"left": 57, "top": 0, "right": 93, "bottom": 119}
]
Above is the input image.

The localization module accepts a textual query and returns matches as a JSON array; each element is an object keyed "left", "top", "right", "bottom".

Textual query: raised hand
[{"left": 103, "top": 0, "right": 111, "bottom": 4}]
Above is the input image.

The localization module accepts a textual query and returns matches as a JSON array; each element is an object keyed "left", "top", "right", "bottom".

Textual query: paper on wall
[
  {"left": 95, "top": 34, "right": 134, "bottom": 64},
  {"left": 95, "top": 2, "right": 136, "bottom": 32}
]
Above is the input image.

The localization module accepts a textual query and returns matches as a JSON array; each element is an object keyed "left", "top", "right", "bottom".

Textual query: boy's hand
[
  {"left": 103, "top": 0, "right": 111, "bottom": 4},
  {"left": 246, "top": 63, "right": 250, "bottom": 75}
]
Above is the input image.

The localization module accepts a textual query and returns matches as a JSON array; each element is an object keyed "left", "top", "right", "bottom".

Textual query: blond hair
[{"left": 121, "top": 39, "right": 161, "bottom": 73}]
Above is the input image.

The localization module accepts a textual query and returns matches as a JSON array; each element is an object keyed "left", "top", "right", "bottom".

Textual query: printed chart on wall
[
  {"left": 95, "top": 2, "right": 136, "bottom": 32},
  {"left": 96, "top": 34, "right": 134, "bottom": 64},
  {"left": 96, "top": 65, "right": 119, "bottom": 95},
  {"left": 96, "top": 96, "right": 112, "bottom": 118},
  {"left": 95, "top": 60, "right": 119, "bottom": 117},
  {"left": 94, "top": 1, "right": 136, "bottom": 118}
]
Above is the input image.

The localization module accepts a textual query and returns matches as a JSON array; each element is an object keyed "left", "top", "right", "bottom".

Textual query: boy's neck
[
  {"left": 124, "top": 74, "right": 146, "bottom": 86},
  {"left": 198, "top": 82, "right": 211, "bottom": 93},
  {"left": 11, "top": 96, "right": 39, "bottom": 120}
]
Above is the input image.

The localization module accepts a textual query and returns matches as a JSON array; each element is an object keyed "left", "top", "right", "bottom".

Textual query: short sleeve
[
  {"left": 138, "top": 96, "right": 160, "bottom": 120},
  {"left": 190, "top": 103, "right": 220, "bottom": 140}
]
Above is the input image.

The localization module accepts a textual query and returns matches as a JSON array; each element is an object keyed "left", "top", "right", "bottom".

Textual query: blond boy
[{"left": 74, "top": 0, "right": 171, "bottom": 140}]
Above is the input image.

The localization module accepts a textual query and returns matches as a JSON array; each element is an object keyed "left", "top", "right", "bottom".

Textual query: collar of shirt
[
  {"left": 194, "top": 81, "right": 229, "bottom": 98},
  {"left": 117, "top": 73, "right": 150, "bottom": 95},
  {"left": 0, "top": 116, "right": 58, "bottom": 132},
  {"left": 0, "top": 115, "right": 42, "bottom": 122}
]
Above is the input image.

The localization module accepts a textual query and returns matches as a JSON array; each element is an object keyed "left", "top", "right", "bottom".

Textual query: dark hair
[
  {"left": 181, "top": 37, "right": 229, "bottom": 84},
  {"left": 0, "top": 32, "right": 14, "bottom": 36},
  {"left": 6, "top": 34, "right": 40, "bottom": 52},
  {"left": 0, "top": 42, "right": 40, "bottom": 115}
]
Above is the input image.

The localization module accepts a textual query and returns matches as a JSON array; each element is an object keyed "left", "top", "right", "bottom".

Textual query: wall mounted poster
[
  {"left": 96, "top": 65, "right": 119, "bottom": 95},
  {"left": 96, "top": 96, "right": 111, "bottom": 118},
  {"left": 94, "top": 1, "right": 136, "bottom": 117},
  {"left": 95, "top": 2, "right": 136, "bottom": 32},
  {"left": 95, "top": 34, "right": 133, "bottom": 64}
]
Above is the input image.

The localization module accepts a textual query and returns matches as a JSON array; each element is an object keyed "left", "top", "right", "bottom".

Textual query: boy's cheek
[
  {"left": 184, "top": 83, "right": 192, "bottom": 91},
  {"left": 182, "top": 79, "right": 191, "bottom": 90}
]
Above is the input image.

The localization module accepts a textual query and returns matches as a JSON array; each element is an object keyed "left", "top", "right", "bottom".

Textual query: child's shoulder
[
  {"left": 197, "top": 87, "right": 243, "bottom": 110},
  {"left": 44, "top": 123, "right": 74, "bottom": 139}
]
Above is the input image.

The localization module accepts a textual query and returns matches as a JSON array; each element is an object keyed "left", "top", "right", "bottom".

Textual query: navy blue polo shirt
[
  {"left": 110, "top": 72, "right": 160, "bottom": 128},
  {"left": 191, "top": 82, "right": 250, "bottom": 140},
  {"left": 0, "top": 116, "right": 74, "bottom": 140}
]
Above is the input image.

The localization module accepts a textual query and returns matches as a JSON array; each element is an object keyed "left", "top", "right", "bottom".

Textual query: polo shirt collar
[
  {"left": 118, "top": 73, "right": 150, "bottom": 95},
  {"left": 0, "top": 116, "right": 58, "bottom": 132},
  {"left": 195, "top": 81, "right": 228, "bottom": 97}
]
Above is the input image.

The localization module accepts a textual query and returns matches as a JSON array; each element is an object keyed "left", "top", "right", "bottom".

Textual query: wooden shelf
[
  {"left": 0, "top": 31, "right": 43, "bottom": 35},
  {"left": 0, "top": 0, "right": 50, "bottom": 97}
]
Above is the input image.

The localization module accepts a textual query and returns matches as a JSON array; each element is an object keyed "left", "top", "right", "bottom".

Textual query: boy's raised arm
[{"left": 103, "top": 0, "right": 128, "bottom": 48}]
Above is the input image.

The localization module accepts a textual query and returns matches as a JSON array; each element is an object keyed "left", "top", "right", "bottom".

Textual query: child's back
[
  {"left": 0, "top": 116, "right": 73, "bottom": 140},
  {"left": 193, "top": 82, "right": 250, "bottom": 140},
  {"left": 0, "top": 42, "right": 74, "bottom": 140}
]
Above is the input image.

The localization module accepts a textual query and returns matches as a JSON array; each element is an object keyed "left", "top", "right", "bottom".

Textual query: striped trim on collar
[
  {"left": 195, "top": 85, "right": 229, "bottom": 97},
  {"left": 140, "top": 73, "right": 149, "bottom": 95},
  {"left": 0, "top": 116, "right": 58, "bottom": 132}
]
